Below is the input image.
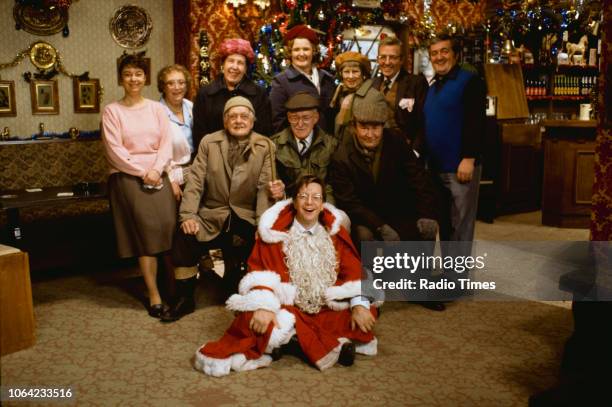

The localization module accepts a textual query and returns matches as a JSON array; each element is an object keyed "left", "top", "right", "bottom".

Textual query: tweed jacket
[
  {"left": 372, "top": 69, "right": 428, "bottom": 149},
  {"left": 179, "top": 130, "right": 275, "bottom": 242},
  {"left": 270, "top": 65, "right": 336, "bottom": 135},
  {"left": 271, "top": 126, "right": 338, "bottom": 203},
  {"left": 329, "top": 129, "right": 438, "bottom": 239},
  {"left": 192, "top": 75, "right": 272, "bottom": 151}
]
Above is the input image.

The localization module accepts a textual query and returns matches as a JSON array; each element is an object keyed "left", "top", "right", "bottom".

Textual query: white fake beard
[{"left": 284, "top": 224, "right": 338, "bottom": 314}]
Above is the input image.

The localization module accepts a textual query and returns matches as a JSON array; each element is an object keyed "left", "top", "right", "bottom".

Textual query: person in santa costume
[{"left": 195, "top": 175, "right": 380, "bottom": 377}]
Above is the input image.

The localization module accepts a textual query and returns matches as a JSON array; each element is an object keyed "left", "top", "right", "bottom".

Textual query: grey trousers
[{"left": 438, "top": 164, "right": 481, "bottom": 243}]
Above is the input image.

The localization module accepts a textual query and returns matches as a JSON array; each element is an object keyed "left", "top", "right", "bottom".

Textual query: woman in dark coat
[
  {"left": 270, "top": 25, "right": 336, "bottom": 135},
  {"left": 192, "top": 38, "right": 271, "bottom": 150}
]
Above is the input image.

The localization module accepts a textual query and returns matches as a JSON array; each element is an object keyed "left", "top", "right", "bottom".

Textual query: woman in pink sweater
[{"left": 101, "top": 54, "right": 176, "bottom": 318}]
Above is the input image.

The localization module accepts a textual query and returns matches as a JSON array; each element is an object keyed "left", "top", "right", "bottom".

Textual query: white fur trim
[
  {"left": 258, "top": 199, "right": 292, "bottom": 244},
  {"left": 355, "top": 337, "right": 378, "bottom": 356},
  {"left": 194, "top": 350, "right": 272, "bottom": 377},
  {"left": 322, "top": 202, "right": 345, "bottom": 236},
  {"left": 238, "top": 271, "right": 280, "bottom": 295},
  {"left": 233, "top": 354, "right": 273, "bottom": 372},
  {"left": 277, "top": 282, "right": 297, "bottom": 305},
  {"left": 194, "top": 351, "right": 232, "bottom": 377},
  {"left": 265, "top": 309, "right": 296, "bottom": 353},
  {"left": 226, "top": 289, "right": 280, "bottom": 313},
  {"left": 258, "top": 199, "right": 347, "bottom": 244},
  {"left": 315, "top": 337, "right": 350, "bottom": 370},
  {"left": 325, "top": 280, "right": 362, "bottom": 301},
  {"left": 372, "top": 300, "right": 384, "bottom": 308}
]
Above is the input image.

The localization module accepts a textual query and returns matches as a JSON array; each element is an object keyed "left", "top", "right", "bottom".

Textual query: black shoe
[
  {"left": 281, "top": 335, "right": 301, "bottom": 357},
  {"left": 270, "top": 347, "right": 283, "bottom": 361},
  {"left": 148, "top": 303, "right": 165, "bottom": 318},
  {"left": 160, "top": 276, "right": 196, "bottom": 323},
  {"left": 160, "top": 297, "right": 195, "bottom": 322},
  {"left": 420, "top": 301, "right": 446, "bottom": 312},
  {"left": 338, "top": 342, "right": 355, "bottom": 367}
]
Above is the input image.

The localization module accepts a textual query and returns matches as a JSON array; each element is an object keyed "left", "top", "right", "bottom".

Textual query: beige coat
[{"left": 179, "top": 130, "right": 275, "bottom": 242}]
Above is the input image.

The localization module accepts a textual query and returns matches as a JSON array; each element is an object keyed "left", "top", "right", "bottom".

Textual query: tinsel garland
[{"left": 488, "top": 0, "right": 601, "bottom": 66}]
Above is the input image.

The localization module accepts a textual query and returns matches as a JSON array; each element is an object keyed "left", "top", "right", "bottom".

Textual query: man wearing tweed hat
[
  {"left": 163, "top": 96, "right": 275, "bottom": 322},
  {"left": 329, "top": 91, "right": 445, "bottom": 311}
]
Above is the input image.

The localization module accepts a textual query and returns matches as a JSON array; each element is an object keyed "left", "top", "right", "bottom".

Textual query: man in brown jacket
[{"left": 162, "top": 96, "right": 275, "bottom": 322}]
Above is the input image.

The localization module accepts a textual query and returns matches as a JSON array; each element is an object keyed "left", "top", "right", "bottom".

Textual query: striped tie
[
  {"left": 383, "top": 78, "right": 391, "bottom": 95},
  {"left": 299, "top": 140, "right": 307, "bottom": 155}
]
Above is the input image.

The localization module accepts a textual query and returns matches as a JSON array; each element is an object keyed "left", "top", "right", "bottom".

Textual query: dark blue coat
[
  {"left": 270, "top": 65, "right": 336, "bottom": 135},
  {"left": 192, "top": 75, "right": 272, "bottom": 151}
]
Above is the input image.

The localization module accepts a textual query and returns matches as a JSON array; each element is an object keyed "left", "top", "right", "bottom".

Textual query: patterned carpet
[{"left": 1, "top": 268, "right": 572, "bottom": 407}]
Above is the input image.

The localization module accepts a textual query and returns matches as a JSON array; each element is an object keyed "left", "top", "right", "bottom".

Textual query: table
[{"left": 0, "top": 183, "right": 107, "bottom": 247}]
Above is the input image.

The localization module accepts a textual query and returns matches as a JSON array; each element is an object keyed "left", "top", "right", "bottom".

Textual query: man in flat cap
[
  {"left": 268, "top": 91, "right": 339, "bottom": 203},
  {"left": 270, "top": 25, "right": 336, "bottom": 135},
  {"left": 329, "top": 90, "right": 445, "bottom": 311},
  {"left": 163, "top": 96, "right": 275, "bottom": 322}
]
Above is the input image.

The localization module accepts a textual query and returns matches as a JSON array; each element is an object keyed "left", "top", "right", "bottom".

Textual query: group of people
[{"left": 101, "top": 25, "right": 485, "bottom": 377}]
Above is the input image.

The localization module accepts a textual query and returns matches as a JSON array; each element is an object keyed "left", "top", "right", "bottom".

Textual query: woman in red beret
[
  {"left": 192, "top": 38, "right": 272, "bottom": 151},
  {"left": 270, "top": 25, "right": 336, "bottom": 135}
]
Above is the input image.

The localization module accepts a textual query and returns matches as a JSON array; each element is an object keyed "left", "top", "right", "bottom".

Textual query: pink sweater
[{"left": 101, "top": 99, "right": 172, "bottom": 177}]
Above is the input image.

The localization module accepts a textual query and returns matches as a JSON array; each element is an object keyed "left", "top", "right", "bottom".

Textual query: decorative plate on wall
[
  {"left": 29, "top": 41, "right": 58, "bottom": 70},
  {"left": 109, "top": 5, "right": 153, "bottom": 49},
  {"left": 13, "top": 3, "right": 69, "bottom": 36}
]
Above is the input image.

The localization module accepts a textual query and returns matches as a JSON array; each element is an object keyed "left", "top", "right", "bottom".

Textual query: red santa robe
[{"left": 195, "top": 199, "right": 380, "bottom": 377}]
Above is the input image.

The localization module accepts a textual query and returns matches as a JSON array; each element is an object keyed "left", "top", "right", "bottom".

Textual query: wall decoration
[
  {"left": 116, "top": 55, "right": 151, "bottom": 85},
  {"left": 0, "top": 80, "right": 17, "bottom": 117},
  {"left": 73, "top": 77, "right": 100, "bottom": 113},
  {"left": 109, "top": 5, "right": 153, "bottom": 49},
  {"left": 30, "top": 79, "right": 59, "bottom": 115},
  {"left": 29, "top": 41, "right": 58, "bottom": 70},
  {"left": 13, "top": 2, "right": 69, "bottom": 36}
]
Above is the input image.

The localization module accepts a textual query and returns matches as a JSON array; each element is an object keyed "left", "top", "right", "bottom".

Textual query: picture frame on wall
[
  {"left": 116, "top": 57, "right": 151, "bottom": 85},
  {"left": 0, "top": 80, "right": 16, "bottom": 117},
  {"left": 73, "top": 77, "right": 100, "bottom": 113},
  {"left": 30, "top": 79, "right": 59, "bottom": 115}
]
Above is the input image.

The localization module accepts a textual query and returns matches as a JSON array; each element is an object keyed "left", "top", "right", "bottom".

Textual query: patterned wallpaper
[{"left": 0, "top": 0, "right": 174, "bottom": 138}]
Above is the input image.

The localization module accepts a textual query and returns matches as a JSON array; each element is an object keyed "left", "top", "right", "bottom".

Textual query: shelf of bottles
[{"left": 524, "top": 67, "right": 598, "bottom": 100}]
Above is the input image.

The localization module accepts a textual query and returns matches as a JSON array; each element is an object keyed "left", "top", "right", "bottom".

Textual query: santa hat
[
  {"left": 218, "top": 38, "right": 255, "bottom": 64},
  {"left": 284, "top": 24, "right": 318, "bottom": 45}
]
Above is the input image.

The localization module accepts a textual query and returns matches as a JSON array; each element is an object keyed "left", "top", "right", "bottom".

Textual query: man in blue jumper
[{"left": 422, "top": 34, "right": 486, "bottom": 260}]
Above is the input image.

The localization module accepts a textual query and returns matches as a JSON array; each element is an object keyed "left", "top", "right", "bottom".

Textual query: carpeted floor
[{"left": 1, "top": 212, "right": 588, "bottom": 406}]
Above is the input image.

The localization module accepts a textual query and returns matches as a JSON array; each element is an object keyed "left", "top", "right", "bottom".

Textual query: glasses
[
  {"left": 296, "top": 193, "right": 323, "bottom": 202},
  {"left": 165, "top": 80, "right": 186, "bottom": 87},
  {"left": 226, "top": 113, "right": 252, "bottom": 121},
  {"left": 377, "top": 55, "right": 400, "bottom": 62},
  {"left": 287, "top": 114, "right": 315, "bottom": 125}
]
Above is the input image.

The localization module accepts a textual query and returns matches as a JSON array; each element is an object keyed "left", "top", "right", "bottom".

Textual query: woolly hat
[
  {"left": 219, "top": 38, "right": 255, "bottom": 64},
  {"left": 285, "top": 92, "right": 319, "bottom": 111},
  {"left": 352, "top": 90, "right": 388, "bottom": 124},
  {"left": 284, "top": 24, "right": 318, "bottom": 45},
  {"left": 334, "top": 51, "right": 371, "bottom": 76},
  {"left": 223, "top": 96, "right": 255, "bottom": 115}
]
